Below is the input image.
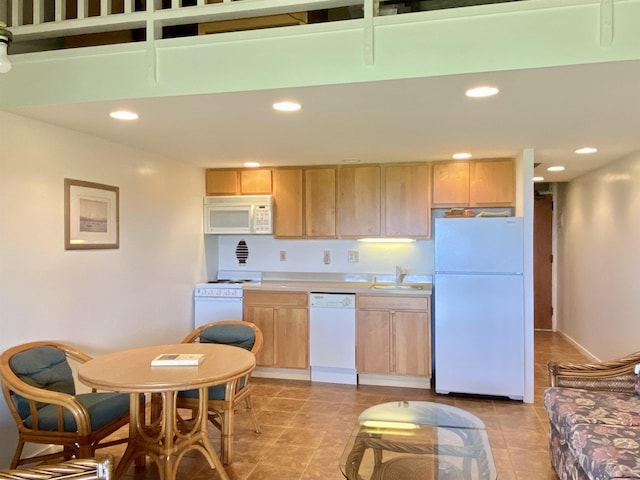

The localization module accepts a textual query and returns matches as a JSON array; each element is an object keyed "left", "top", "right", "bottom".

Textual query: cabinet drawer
[
  {"left": 357, "top": 295, "right": 429, "bottom": 311},
  {"left": 244, "top": 290, "right": 308, "bottom": 307}
]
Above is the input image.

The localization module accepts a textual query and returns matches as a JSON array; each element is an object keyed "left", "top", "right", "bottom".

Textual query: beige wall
[
  {"left": 0, "top": 111, "right": 206, "bottom": 467},
  {"left": 556, "top": 151, "right": 640, "bottom": 360}
]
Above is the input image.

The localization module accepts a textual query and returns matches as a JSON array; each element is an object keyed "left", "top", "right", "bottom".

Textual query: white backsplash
[{"left": 210, "top": 235, "right": 434, "bottom": 279}]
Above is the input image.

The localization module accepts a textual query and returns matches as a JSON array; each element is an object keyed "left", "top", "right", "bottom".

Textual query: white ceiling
[{"left": 8, "top": 58, "right": 640, "bottom": 183}]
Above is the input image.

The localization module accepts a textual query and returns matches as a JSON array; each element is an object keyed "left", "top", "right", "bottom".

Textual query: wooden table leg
[{"left": 114, "top": 393, "right": 145, "bottom": 479}]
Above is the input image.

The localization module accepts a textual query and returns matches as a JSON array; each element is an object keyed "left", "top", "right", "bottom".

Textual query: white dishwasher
[{"left": 309, "top": 293, "right": 357, "bottom": 385}]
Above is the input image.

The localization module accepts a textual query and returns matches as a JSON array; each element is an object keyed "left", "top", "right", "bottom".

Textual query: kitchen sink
[{"left": 372, "top": 284, "right": 426, "bottom": 290}]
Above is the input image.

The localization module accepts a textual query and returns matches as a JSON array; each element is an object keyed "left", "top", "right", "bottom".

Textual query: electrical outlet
[
  {"left": 323, "top": 250, "right": 331, "bottom": 264},
  {"left": 280, "top": 250, "right": 286, "bottom": 262},
  {"left": 348, "top": 250, "right": 359, "bottom": 262}
]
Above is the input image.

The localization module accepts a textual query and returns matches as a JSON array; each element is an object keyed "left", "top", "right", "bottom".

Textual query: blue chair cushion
[
  {"left": 179, "top": 384, "right": 227, "bottom": 401},
  {"left": 23, "top": 392, "right": 130, "bottom": 431},
  {"left": 199, "top": 324, "right": 255, "bottom": 351},
  {"left": 179, "top": 324, "right": 254, "bottom": 401},
  {"left": 9, "top": 346, "right": 75, "bottom": 419}
]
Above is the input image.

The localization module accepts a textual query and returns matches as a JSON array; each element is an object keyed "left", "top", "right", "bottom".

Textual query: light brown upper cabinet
[
  {"left": 432, "top": 161, "right": 470, "bottom": 206},
  {"left": 272, "top": 168, "right": 304, "bottom": 237},
  {"left": 383, "top": 164, "right": 431, "bottom": 238},
  {"left": 338, "top": 163, "right": 431, "bottom": 239},
  {"left": 305, "top": 167, "right": 336, "bottom": 238},
  {"left": 431, "top": 158, "right": 514, "bottom": 207},
  {"left": 272, "top": 166, "right": 336, "bottom": 239},
  {"left": 470, "top": 159, "right": 515, "bottom": 206},
  {"left": 338, "top": 165, "right": 381, "bottom": 238},
  {"left": 205, "top": 168, "right": 272, "bottom": 195}
]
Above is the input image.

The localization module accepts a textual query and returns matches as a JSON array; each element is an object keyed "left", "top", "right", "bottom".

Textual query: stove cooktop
[{"left": 208, "top": 280, "right": 254, "bottom": 284}]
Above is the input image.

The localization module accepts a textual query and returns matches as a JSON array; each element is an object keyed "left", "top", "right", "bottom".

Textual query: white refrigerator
[{"left": 434, "top": 217, "right": 525, "bottom": 400}]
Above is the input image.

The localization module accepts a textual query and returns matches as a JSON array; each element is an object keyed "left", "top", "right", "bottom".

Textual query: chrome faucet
[{"left": 395, "top": 266, "right": 406, "bottom": 287}]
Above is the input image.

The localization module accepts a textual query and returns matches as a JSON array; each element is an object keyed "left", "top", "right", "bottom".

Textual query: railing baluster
[
  {"left": 0, "top": 0, "right": 7, "bottom": 25},
  {"left": 11, "top": 0, "right": 22, "bottom": 26},
  {"left": 123, "top": 0, "right": 133, "bottom": 15},
  {"left": 55, "top": 0, "right": 64, "bottom": 21},
  {"left": 77, "top": 0, "right": 88, "bottom": 19},
  {"left": 171, "top": 0, "right": 178, "bottom": 10},
  {"left": 32, "top": 0, "right": 44, "bottom": 24}
]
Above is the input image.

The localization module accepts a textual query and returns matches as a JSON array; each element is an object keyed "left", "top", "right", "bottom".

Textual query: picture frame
[{"left": 64, "top": 179, "right": 119, "bottom": 250}]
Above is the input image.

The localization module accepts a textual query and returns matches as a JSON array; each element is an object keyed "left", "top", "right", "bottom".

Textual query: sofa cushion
[
  {"left": 549, "top": 423, "right": 591, "bottom": 480},
  {"left": 545, "top": 387, "right": 640, "bottom": 440},
  {"left": 568, "top": 423, "right": 640, "bottom": 479}
]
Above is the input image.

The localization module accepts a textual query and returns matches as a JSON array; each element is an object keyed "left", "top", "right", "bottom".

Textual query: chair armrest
[{"left": 547, "top": 351, "right": 640, "bottom": 393}]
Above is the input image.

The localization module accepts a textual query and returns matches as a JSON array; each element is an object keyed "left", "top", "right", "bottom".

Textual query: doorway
[{"left": 534, "top": 194, "right": 553, "bottom": 330}]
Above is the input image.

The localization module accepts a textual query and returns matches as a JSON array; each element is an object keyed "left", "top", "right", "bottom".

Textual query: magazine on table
[{"left": 151, "top": 353, "right": 204, "bottom": 366}]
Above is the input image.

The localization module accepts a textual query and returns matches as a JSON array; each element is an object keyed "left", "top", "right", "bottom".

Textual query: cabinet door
[
  {"left": 356, "top": 310, "right": 391, "bottom": 374},
  {"left": 206, "top": 170, "right": 239, "bottom": 195},
  {"left": 304, "top": 167, "right": 336, "bottom": 238},
  {"left": 244, "top": 306, "right": 275, "bottom": 366},
  {"left": 273, "top": 168, "right": 303, "bottom": 237},
  {"left": 206, "top": 168, "right": 272, "bottom": 195},
  {"left": 384, "top": 164, "right": 431, "bottom": 238},
  {"left": 431, "top": 162, "right": 470, "bottom": 206},
  {"left": 240, "top": 169, "right": 272, "bottom": 194},
  {"left": 274, "top": 307, "right": 309, "bottom": 369},
  {"left": 338, "top": 165, "right": 381, "bottom": 237},
  {"left": 393, "top": 310, "right": 430, "bottom": 376},
  {"left": 470, "top": 159, "right": 514, "bottom": 206}
]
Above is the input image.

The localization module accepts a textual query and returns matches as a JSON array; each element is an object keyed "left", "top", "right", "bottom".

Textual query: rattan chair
[
  {"left": 547, "top": 350, "right": 640, "bottom": 392},
  {"left": 0, "top": 341, "right": 131, "bottom": 468},
  {"left": 0, "top": 455, "right": 113, "bottom": 480},
  {"left": 176, "top": 320, "right": 263, "bottom": 464}
]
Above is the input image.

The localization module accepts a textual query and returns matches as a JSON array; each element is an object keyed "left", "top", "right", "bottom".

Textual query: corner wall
[
  {"left": 556, "top": 151, "right": 640, "bottom": 360},
  {"left": 0, "top": 111, "right": 206, "bottom": 467}
]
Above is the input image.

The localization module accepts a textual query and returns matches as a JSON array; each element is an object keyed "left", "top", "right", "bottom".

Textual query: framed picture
[{"left": 64, "top": 179, "right": 119, "bottom": 250}]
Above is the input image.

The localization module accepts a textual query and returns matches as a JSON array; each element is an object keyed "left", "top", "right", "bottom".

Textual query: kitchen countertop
[{"left": 243, "top": 280, "right": 432, "bottom": 295}]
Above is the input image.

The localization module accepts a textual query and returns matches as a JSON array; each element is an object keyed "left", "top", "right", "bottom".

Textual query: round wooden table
[{"left": 78, "top": 343, "right": 255, "bottom": 480}]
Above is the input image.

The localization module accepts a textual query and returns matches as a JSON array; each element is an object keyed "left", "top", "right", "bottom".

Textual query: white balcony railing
[{"left": 1, "top": 0, "right": 528, "bottom": 53}]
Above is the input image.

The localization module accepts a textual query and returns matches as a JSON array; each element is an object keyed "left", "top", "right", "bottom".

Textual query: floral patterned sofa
[{"left": 544, "top": 352, "right": 640, "bottom": 480}]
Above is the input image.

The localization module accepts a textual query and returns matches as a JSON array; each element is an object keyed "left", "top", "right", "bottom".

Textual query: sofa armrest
[{"left": 547, "top": 351, "right": 640, "bottom": 393}]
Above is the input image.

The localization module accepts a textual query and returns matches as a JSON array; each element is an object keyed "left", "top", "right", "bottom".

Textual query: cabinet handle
[{"left": 390, "top": 313, "right": 396, "bottom": 373}]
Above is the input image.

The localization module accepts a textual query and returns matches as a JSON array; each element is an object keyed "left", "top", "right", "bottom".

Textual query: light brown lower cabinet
[
  {"left": 356, "top": 295, "right": 431, "bottom": 377},
  {"left": 243, "top": 290, "right": 309, "bottom": 369}
]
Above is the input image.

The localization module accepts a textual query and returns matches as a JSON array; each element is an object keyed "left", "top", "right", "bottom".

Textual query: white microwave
[{"left": 204, "top": 195, "right": 273, "bottom": 235}]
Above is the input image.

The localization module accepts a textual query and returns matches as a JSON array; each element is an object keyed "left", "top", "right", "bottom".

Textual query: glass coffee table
[{"left": 340, "top": 401, "right": 496, "bottom": 480}]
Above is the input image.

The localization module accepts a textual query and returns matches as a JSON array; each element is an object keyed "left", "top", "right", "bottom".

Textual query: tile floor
[{"left": 112, "top": 331, "right": 587, "bottom": 480}]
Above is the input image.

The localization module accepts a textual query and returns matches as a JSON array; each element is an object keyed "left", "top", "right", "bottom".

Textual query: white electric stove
[{"left": 193, "top": 271, "right": 261, "bottom": 328}]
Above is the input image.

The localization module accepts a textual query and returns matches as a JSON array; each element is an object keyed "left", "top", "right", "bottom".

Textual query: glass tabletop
[{"left": 340, "top": 401, "right": 496, "bottom": 480}]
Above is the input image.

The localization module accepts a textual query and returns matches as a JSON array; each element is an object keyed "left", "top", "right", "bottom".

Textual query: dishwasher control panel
[{"left": 309, "top": 293, "right": 355, "bottom": 309}]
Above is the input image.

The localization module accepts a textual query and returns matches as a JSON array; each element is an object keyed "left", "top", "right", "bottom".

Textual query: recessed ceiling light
[
  {"left": 533, "top": 176, "right": 545, "bottom": 182},
  {"left": 109, "top": 110, "right": 139, "bottom": 120},
  {"left": 272, "top": 101, "right": 301, "bottom": 112},
  {"left": 547, "top": 166, "right": 565, "bottom": 172},
  {"left": 452, "top": 153, "right": 472, "bottom": 160},
  {"left": 244, "top": 162, "right": 260, "bottom": 168},
  {"left": 575, "top": 147, "right": 597, "bottom": 154},
  {"left": 465, "top": 86, "right": 499, "bottom": 98}
]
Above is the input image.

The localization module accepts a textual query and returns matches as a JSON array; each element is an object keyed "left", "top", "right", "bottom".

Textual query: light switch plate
[
  {"left": 323, "top": 250, "right": 331, "bottom": 264},
  {"left": 348, "top": 250, "right": 359, "bottom": 262}
]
